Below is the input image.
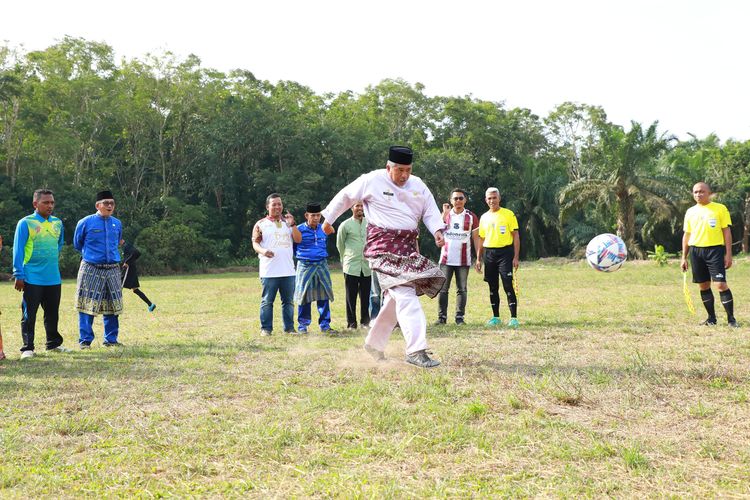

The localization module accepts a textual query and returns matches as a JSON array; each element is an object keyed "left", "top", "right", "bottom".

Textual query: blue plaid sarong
[
  {"left": 75, "top": 261, "right": 124, "bottom": 315},
  {"left": 294, "top": 259, "right": 334, "bottom": 305}
]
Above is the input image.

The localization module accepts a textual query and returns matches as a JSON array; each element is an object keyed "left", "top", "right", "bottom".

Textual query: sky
[{"left": 3, "top": 0, "right": 749, "bottom": 141}]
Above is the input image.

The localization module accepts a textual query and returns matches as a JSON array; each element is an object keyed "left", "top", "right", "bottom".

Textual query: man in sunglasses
[
  {"left": 73, "top": 190, "right": 125, "bottom": 348},
  {"left": 437, "top": 189, "right": 479, "bottom": 325}
]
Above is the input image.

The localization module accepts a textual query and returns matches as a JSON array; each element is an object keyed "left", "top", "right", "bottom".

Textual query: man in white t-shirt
[
  {"left": 252, "top": 193, "right": 302, "bottom": 336},
  {"left": 437, "top": 188, "right": 479, "bottom": 325}
]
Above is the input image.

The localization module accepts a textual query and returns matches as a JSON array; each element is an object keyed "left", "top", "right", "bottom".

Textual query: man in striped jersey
[{"left": 436, "top": 189, "right": 479, "bottom": 325}]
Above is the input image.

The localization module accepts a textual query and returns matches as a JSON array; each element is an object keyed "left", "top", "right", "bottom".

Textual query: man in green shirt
[{"left": 336, "top": 202, "right": 372, "bottom": 329}]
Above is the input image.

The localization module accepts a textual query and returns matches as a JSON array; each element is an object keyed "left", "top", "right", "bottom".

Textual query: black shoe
[
  {"left": 79, "top": 342, "right": 92, "bottom": 350},
  {"left": 456, "top": 318, "right": 466, "bottom": 325},
  {"left": 434, "top": 319, "right": 446, "bottom": 326},
  {"left": 322, "top": 328, "right": 338, "bottom": 336},
  {"left": 700, "top": 318, "right": 717, "bottom": 326},
  {"left": 405, "top": 350, "right": 441, "bottom": 368},
  {"left": 728, "top": 319, "right": 740, "bottom": 328},
  {"left": 103, "top": 341, "right": 124, "bottom": 347}
]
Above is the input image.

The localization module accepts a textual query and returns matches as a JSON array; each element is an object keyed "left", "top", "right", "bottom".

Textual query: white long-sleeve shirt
[{"left": 321, "top": 169, "right": 444, "bottom": 236}]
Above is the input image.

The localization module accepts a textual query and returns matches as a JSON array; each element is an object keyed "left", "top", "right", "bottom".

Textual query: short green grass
[{"left": 1, "top": 258, "right": 750, "bottom": 497}]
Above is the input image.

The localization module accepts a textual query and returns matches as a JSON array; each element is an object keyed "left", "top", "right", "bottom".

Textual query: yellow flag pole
[{"left": 683, "top": 271, "right": 696, "bottom": 315}]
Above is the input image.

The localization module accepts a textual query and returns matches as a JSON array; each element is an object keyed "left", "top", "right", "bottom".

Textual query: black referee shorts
[
  {"left": 690, "top": 245, "right": 727, "bottom": 283},
  {"left": 483, "top": 246, "right": 514, "bottom": 287}
]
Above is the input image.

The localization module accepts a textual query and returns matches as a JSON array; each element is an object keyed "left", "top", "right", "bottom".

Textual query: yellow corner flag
[{"left": 513, "top": 270, "right": 520, "bottom": 298}]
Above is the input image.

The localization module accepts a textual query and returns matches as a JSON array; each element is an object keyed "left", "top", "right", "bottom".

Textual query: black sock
[
  {"left": 700, "top": 289, "right": 716, "bottom": 320},
  {"left": 720, "top": 289, "right": 735, "bottom": 321},
  {"left": 133, "top": 289, "right": 152, "bottom": 306},
  {"left": 490, "top": 290, "right": 500, "bottom": 317},
  {"left": 501, "top": 278, "right": 517, "bottom": 318}
]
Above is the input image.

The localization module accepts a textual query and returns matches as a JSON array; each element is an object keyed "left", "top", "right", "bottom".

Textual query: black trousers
[
  {"left": 344, "top": 272, "right": 372, "bottom": 328},
  {"left": 21, "top": 283, "right": 63, "bottom": 352}
]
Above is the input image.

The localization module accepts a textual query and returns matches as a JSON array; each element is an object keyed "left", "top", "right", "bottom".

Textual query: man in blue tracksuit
[
  {"left": 73, "top": 190, "right": 124, "bottom": 348},
  {"left": 12, "top": 188, "right": 70, "bottom": 358}
]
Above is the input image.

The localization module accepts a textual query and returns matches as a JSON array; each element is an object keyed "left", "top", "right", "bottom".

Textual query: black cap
[
  {"left": 389, "top": 146, "right": 413, "bottom": 165},
  {"left": 306, "top": 202, "right": 322, "bottom": 213},
  {"left": 96, "top": 190, "right": 114, "bottom": 202}
]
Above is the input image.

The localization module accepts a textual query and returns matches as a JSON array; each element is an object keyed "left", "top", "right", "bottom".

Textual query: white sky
[{"left": 3, "top": 0, "right": 749, "bottom": 141}]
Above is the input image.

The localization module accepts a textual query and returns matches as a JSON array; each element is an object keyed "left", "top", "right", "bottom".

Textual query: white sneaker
[
  {"left": 48, "top": 346, "right": 73, "bottom": 353},
  {"left": 20, "top": 350, "right": 35, "bottom": 359}
]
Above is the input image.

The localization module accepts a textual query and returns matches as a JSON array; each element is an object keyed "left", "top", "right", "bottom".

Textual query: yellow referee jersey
[
  {"left": 478, "top": 208, "right": 518, "bottom": 248},
  {"left": 683, "top": 202, "right": 731, "bottom": 247}
]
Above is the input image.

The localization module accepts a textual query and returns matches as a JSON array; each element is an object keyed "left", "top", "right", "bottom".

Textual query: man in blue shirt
[
  {"left": 73, "top": 190, "right": 124, "bottom": 348},
  {"left": 12, "top": 189, "right": 70, "bottom": 359},
  {"left": 294, "top": 202, "right": 336, "bottom": 334}
]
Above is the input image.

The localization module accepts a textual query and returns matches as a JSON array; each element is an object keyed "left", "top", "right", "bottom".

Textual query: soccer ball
[{"left": 586, "top": 233, "right": 627, "bottom": 272}]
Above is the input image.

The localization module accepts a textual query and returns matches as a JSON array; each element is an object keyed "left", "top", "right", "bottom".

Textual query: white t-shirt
[
  {"left": 255, "top": 217, "right": 295, "bottom": 278},
  {"left": 321, "top": 169, "right": 444, "bottom": 235},
  {"left": 440, "top": 209, "right": 479, "bottom": 266}
]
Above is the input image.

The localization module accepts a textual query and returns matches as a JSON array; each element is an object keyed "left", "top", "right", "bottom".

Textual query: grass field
[{"left": 1, "top": 259, "right": 750, "bottom": 497}]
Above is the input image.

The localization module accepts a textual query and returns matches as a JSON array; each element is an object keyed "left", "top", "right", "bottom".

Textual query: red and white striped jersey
[{"left": 440, "top": 209, "right": 479, "bottom": 266}]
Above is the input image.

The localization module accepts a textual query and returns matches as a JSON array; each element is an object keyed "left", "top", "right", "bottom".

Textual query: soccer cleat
[
  {"left": 48, "top": 346, "right": 73, "bottom": 353},
  {"left": 148, "top": 303, "right": 157, "bottom": 312},
  {"left": 508, "top": 318, "right": 520, "bottom": 329},
  {"left": 103, "top": 341, "right": 124, "bottom": 347},
  {"left": 20, "top": 350, "right": 35, "bottom": 359},
  {"left": 700, "top": 318, "right": 717, "bottom": 326},
  {"left": 486, "top": 317, "right": 501, "bottom": 327},
  {"left": 405, "top": 350, "right": 441, "bottom": 368},
  {"left": 260, "top": 329, "right": 272, "bottom": 336},
  {"left": 728, "top": 319, "right": 740, "bottom": 328},
  {"left": 79, "top": 342, "right": 92, "bottom": 350},
  {"left": 363, "top": 343, "right": 385, "bottom": 361}
]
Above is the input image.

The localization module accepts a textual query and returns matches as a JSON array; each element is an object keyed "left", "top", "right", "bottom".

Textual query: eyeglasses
[
  {"left": 99, "top": 201, "right": 115, "bottom": 206},
  {"left": 452, "top": 196, "right": 465, "bottom": 201}
]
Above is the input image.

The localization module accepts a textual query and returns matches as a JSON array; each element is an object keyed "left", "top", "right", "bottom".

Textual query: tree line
[{"left": 2, "top": 37, "right": 749, "bottom": 276}]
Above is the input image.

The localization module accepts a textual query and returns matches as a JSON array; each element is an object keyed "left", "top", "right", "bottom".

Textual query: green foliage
[
  {"left": 646, "top": 244, "right": 677, "bottom": 266},
  {"left": 0, "top": 38, "right": 748, "bottom": 273}
]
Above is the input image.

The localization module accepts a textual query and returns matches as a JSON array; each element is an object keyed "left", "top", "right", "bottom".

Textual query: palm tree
[{"left": 559, "top": 121, "right": 678, "bottom": 258}]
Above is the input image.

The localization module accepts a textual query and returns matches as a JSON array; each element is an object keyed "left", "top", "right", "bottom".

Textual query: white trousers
[{"left": 365, "top": 285, "right": 427, "bottom": 355}]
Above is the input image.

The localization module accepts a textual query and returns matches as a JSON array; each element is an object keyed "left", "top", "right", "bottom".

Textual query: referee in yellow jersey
[
  {"left": 475, "top": 187, "right": 520, "bottom": 328},
  {"left": 680, "top": 182, "right": 738, "bottom": 327}
]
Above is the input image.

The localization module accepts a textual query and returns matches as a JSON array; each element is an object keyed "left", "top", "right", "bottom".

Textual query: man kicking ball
[{"left": 321, "top": 146, "right": 446, "bottom": 368}]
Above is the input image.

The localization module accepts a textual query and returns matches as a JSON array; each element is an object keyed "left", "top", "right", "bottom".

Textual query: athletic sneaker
[
  {"left": 700, "top": 318, "right": 717, "bottom": 326},
  {"left": 486, "top": 317, "right": 502, "bottom": 327},
  {"left": 20, "top": 350, "right": 35, "bottom": 359},
  {"left": 103, "top": 341, "right": 124, "bottom": 347},
  {"left": 405, "top": 350, "right": 441, "bottom": 368},
  {"left": 260, "top": 329, "right": 272, "bottom": 336},
  {"left": 48, "top": 346, "right": 73, "bottom": 353},
  {"left": 284, "top": 329, "right": 298, "bottom": 335},
  {"left": 148, "top": 303, "right": 157, "bottom": 312},
  {"left": 79, "top": 342, "right": 92, "bottom": 350},
  {"left": 298, "top": 326, "right": 308, "bottom": 334},
  {"left": 434, "top": 319, "right": 446, "bottom": 326},
  {"left": 728, "top": 319, "right": 740, "bottom": 328},
  {"left": 508, "top": 318, "right": 520, "bottom": 329},
  {"left": 364, "top": 343, "right": 385, "bottom": 361}
]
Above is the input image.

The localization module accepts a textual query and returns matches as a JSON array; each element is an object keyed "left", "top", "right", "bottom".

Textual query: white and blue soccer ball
[{"left": 586, "top": 233, "right": 628, "bottom": 272}]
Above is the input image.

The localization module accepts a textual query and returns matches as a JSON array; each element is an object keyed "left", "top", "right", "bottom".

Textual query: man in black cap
[
  {"left": 73, "top": 190, "right": 125, "bottom": 348},
  {"left": 321, "top": 146, "right": 446, "bottom": 367},
  {"left": 294, "top": 202, "right": 336, "bottom": 334}
]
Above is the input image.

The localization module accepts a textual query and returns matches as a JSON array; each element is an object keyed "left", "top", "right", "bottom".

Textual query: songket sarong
[
  {"left": 364, "top": 226, "right": 445, "bottom": 298},
  {"left": 75, "top": 261, "right": 124, "bottom": 315},
  {"left": 294, "top": 259, "right": 335, "bottom": 305}
]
